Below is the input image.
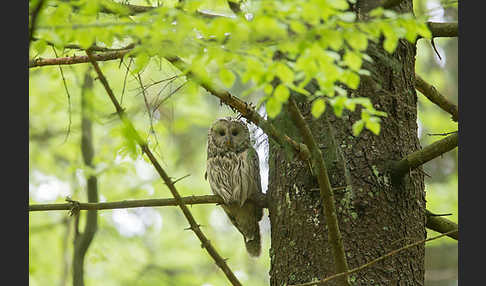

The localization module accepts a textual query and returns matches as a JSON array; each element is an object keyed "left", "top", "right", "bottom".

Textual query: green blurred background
[{"left": 29, "top": 0, "right": 458, "bottom": 285}]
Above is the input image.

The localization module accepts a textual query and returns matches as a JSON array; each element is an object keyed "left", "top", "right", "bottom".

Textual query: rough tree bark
[{"left": 267, "top": 0, "right": 426, "bottom": 285}]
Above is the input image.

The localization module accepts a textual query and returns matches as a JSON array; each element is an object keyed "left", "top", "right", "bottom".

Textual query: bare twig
[
  {"left": 85, "top": 50, "right": 242, "bottom": 286},
  {"left": 290, "top": 230, "right": 458, "bottom": 286},
  {"left": 287, "top": 97, "right": 350, "bottom": 286},
  {"left": 415, "top": 74, "right": 458, "bottom": 122},
  {"left": 390, "top": 132, "right": 458, "bottom": 181},
  {"left": 51, "top": 47, "right": 72, "bottom": 143}
]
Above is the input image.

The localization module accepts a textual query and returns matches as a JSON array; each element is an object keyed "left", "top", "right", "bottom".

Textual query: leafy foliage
[
  {"left": 31, "top": 0, "right": 432, "bottom": 135},
  {"left": 29, "top": 0, "right": 456, "bottom": 284}
]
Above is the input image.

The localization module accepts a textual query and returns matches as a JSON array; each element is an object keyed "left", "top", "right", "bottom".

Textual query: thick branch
[
  {"left": 30, "top": 195, "right": 225, "bottom": 212},
  {"left": 291, "top": 230, "right": 458, "bottom": 286},
  {"left": 287, "top": 97, "right": 350, "bottom": 286},
  {"left": 426, "top": 210, "right": 458, "bottom": 240},
  {"left": 390, "top": 132, "right": 458, "bottom": 180},
  {"left": 427, "top": 22, "right": 458, "bottom": 38},
  {"left": 85, "top": 51, "right": 242, "bottom": 286},
  {"left": 415, "top": 74, "right": 458, "bottom": 121}
]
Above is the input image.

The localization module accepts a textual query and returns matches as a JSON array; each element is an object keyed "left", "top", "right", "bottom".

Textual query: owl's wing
[{"left": 239, "top": 146, "right": 262, "bottom": 206}]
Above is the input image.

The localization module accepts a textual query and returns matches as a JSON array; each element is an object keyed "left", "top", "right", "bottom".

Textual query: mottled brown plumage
[{"left": 206, "top": 117, "right": 263, "bottom": 256}]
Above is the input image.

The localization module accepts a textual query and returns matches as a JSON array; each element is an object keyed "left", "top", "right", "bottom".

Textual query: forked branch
[{"left": 85, "top": 51, "right": 242, "bottom": 286}]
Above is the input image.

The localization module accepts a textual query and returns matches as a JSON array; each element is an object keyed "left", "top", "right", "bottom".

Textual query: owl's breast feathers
[{"left": 206, "top": 150, "right": 256, "bottom": 206}]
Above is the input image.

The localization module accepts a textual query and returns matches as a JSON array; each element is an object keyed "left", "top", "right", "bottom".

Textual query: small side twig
[{"left": 51, "top": 47, "right": 72, "bottom": 143}]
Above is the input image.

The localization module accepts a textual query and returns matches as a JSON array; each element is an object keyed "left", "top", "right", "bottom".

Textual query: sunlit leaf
[
  {"left": 274, "top": 84, "right": 290, "bottom": 102},
  {"left": 311, "top": 98, "right": 326, "bottom": 118},
  {"left": 266, "top": 97, "right": 282, "bottom": 118},
  {"left": 219, "top": 68, "right": 235, "bottom": 88}
]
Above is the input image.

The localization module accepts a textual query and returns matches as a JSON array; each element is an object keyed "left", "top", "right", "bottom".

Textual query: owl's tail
[{"left": 245, "top": 231, "right": 261, "bottom": 257}]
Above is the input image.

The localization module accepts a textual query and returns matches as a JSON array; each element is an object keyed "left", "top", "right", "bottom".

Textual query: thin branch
[
  {"left": 426, "top": 210, "right": 458, "bottom": 240},
  {"left": 85, "top": 50, "right": 242, "bottom": 286},
  {"left": 29, "top": 195, "right": 226, "bottom": 212},
  {"left": 29, "top": 49, "right": 132, "bottom": 68},
  {"left": 51, "top": 47, "right": 72, "bottom": 143},
  {"left": 390, "top": 132, "right": 458, "bottom": 181},
  {"left": 290, "top": 230, "right": 458, "bottom": 286},
  {"left": 287, "top": 97, "right": 350, "bottom": 286},
  {"left": 73, "top": 69, "right": 99, "bottom": 286},
  {"left": 415, "top": 74, "right": 458, "bottom": 121}
]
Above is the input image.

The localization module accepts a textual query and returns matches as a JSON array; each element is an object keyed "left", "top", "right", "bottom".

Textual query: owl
[{"left": 206, "top": 117, "right": 263, "bottom": 257}]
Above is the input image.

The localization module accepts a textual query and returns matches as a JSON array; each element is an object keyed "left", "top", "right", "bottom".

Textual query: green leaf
[
  {"left": 276, "top": 63, "right": 294, "bottom": 84},
  {"left": 331, "top": 96, "right": 347, "bottom": 117},
  {"left": 274, "top": 84, "right": 290, "bottom": 102},
  {"left": 264, "top": 84, "right": 274, "bottom": 95},
  {"left": 343, "top": 50, "right": 362, "bottom": 71},
  {"left": 320, "top": 29, "right": 343, "bottom": 51},
  {"left": 328, "top": 0, "right": 349, "bottom": 10},
  {"left": 381, "top": 24, "right": 399, "bottom": 53},
  {"left": 289, "top": 20, "right": 307, "bottom": 35},
  {"left": 345, "top": 31, "right": 368, "bottom": 51},
  {"left": 340, "top": 70, "right": 360, "bottom": 89},
  {"left": 132, "top": 53, "right": 151, "bottom": 74},
  {"left": 219, "top": 68, "right": 235, "bottom": 88},
  {"left": 417, "top": 22, "right": 432, "bottom": 39},
  {"left": 352, "top": 120, "right": 365, "bottom": 136},
  {"left": 266, "top": 97, "right": 282, "bottom": 118},
  {"left": 369, "top": 7, "right": 384, "bottom": 17},
  {"left": 32, "top": 39, "right": 47, "bottom": 55},
  {"left": 311, "top": 98, "right": 326, "bottom": 118},
  {"left": 365, "top": 117, "right": 381, "bottom": 135},
  {"left": 338, "top": 12, "right": 356, "bottom": 22}
]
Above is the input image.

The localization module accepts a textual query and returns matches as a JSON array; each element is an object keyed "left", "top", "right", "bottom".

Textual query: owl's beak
[{"left": 225, "top": 137, "right": 233, "bottom": 147}]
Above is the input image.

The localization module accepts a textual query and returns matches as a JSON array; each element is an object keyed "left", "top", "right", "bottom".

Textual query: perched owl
[{"left": 206, "top": 117, "right": 263, "bottom": 257}]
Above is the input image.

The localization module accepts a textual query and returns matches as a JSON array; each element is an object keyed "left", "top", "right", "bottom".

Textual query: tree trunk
[{"left": 267, "top": 1, "right": 426, "bottom": 285}]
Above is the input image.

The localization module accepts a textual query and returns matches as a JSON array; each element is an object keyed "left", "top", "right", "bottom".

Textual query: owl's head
[{"left": 208, "top": 117, "right": 250, "bottom": 154}]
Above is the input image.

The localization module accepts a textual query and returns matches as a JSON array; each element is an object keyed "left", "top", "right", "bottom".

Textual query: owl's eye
[
  {"left": 219, "top": 130, "right": 225, "bottom": 136},
  {"left": 231, "top": 130, "right": 239, "bottom": 136}
]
